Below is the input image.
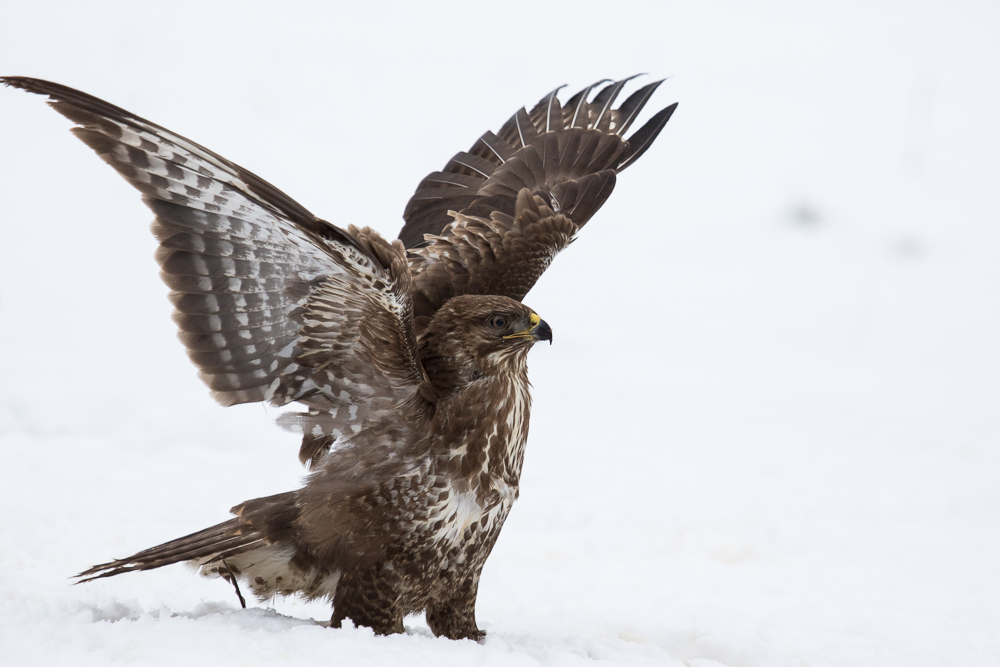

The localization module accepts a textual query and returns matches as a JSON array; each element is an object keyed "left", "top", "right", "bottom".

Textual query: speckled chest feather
[{"left": 377, "top": 369, "right": 532, "bottom": 603}]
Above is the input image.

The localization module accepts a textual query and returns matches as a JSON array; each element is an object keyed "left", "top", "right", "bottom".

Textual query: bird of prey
[{"left": 1, "top": 76, "right": 676, "bottom": 639}]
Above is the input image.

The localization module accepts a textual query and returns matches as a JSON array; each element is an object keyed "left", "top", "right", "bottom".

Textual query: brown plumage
[{"left": 0, "top": 75, "right": 675, "bottom": 639}]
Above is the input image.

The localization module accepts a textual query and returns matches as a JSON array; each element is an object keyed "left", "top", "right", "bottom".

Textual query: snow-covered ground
[{"left": 2, "top": 1, "right": 999, "bottom": 665}]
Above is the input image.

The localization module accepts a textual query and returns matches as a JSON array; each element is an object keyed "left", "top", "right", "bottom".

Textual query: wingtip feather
[{"left": 618, "top": 102, "right": 678, "bottom": 171}]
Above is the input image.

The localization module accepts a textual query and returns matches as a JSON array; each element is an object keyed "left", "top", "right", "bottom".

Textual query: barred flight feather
[{"left": 399, "top": 77, "right": 677, "bottom": 321}]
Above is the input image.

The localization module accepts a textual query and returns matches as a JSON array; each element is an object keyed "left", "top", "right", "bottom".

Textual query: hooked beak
[{"left": 503, "top": 313, "right": 553, "bottom": 345}]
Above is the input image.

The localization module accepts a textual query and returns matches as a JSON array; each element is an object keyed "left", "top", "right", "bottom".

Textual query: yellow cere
[{"left": 529, "top": 313, "right": 540, "bottom": 328}]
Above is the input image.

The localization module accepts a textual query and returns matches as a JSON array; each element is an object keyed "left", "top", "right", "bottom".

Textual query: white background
[{"left": 1, "top": 1, "right": 998, "bottom": 665}]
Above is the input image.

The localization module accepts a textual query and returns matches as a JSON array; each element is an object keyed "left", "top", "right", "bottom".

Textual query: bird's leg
[
  {"left": 221, "top": 557, "right": 247, "bottom": 609},
  {"left": 426, "top": 572, "right": 485, "bottom": 641},
  {"left": 330, "top": 565, "right": 405, "bottom": 635}
]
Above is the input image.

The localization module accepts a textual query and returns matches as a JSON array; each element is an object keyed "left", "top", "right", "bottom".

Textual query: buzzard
[{"left": 1, "top": 76, "right": 676, "bottom": 639}]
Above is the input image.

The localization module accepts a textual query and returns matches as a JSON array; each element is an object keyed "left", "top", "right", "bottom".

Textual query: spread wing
[
  {"left": 2, "top": 77, "right": 428, "bottom": 467},
  {"left": 399, "top": 76, "right": 677, "bottom": 317}
]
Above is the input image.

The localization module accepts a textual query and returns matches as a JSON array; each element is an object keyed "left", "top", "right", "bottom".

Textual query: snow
[{"left": 2, "top": 1, "right": 999, "bottom": 665}]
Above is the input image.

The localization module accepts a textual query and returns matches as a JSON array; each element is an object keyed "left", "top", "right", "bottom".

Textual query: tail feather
[
  {"left": 72, "top": 491, "right": 327, "bottom": 602},
  {"left": 76, "top": 491, "right": 299, "bottom": 586},
  {"left": 75, "top": 518, "right": 262, "bottom": 583}
]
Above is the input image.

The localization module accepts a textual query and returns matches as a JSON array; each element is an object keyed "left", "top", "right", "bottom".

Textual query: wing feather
[
  {"left": 407, "top": 189, "right": 577, "bottom": 308},
  {"left": 2, "top": 76, "right": 429, "bottom": 466},
  {"left": 398, "top": 77, "right": 677, "bottom": 314}
]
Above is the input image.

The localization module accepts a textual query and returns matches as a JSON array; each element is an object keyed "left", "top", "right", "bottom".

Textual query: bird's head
[{"left": 421, "top": 294, "right": 551, "bottom": 380}]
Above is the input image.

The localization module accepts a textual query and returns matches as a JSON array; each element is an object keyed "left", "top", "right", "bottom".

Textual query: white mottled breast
[
  {"left": 501, "top": 373, "right": 531, "bottom": 482},
  {"left": 423, "top": 370, "right": 532, "bottom": 560},
  {"left": 426, "top": 478, "right": 517, "bottom": 554}
]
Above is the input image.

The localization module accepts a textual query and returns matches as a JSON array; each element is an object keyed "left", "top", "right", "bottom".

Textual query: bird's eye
[{"left": 489, "top": 315, "right": 508, "bottom": 329}]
